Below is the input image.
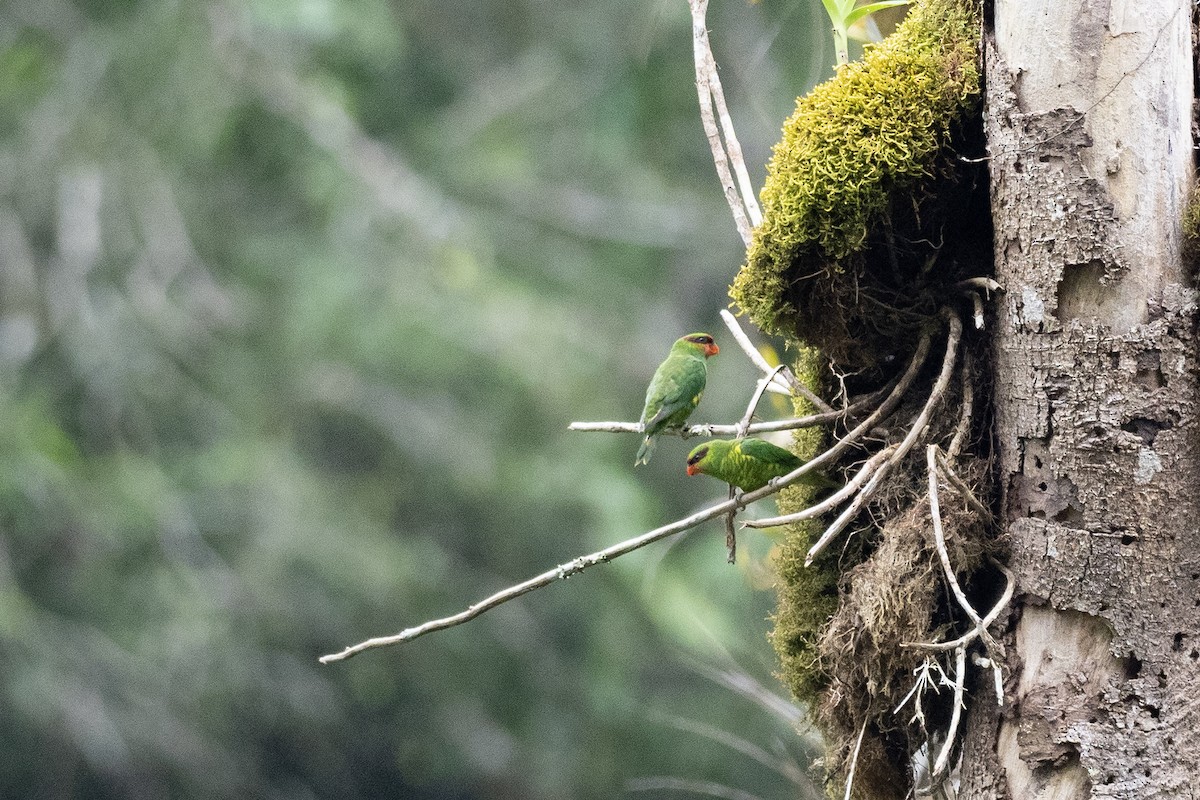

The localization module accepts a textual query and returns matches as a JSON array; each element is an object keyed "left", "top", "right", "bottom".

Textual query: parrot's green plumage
[
  {"left": 686, "top": 437, "right": 830, "bottom": 492},
  {"left": 635, "top": 333, "right": 719, "bottom": 465}
]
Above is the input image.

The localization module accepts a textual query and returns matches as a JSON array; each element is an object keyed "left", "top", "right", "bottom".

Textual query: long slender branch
[
  {"left": 567, "top": 413, "right": 841, "bottom": 436},
  {"left": 743, "top": 445, "right": 895, "bottom": 528},
  {"left": 689, "top": 0, "right": 755, "bottom": 246},
  {"left": 708, "top": 70, "right": 762, "bottom": 228},
  {"left": 321, "top": 437, "right": 821, "bottom": 662},
  {"left": 738, "top": 365, "right": 787, "bottom": 437}
]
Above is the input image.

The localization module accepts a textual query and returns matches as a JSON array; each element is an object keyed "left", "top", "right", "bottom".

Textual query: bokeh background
[{"left": 0, "top": 0, "right": 834, "bottom": 797}]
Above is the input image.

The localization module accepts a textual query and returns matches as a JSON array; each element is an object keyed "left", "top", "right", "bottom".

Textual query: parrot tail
[{"left": 634, "top": 436, "right": 655, "bottom": 466}]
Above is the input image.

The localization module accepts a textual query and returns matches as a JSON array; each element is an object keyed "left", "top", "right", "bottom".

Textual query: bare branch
[
  {"left": 925, "top": 444, "right": 1002, "bottom": 657},
  {"left": 567, "top": 412, "right": 842, "bottom": 437},
  {"left": 931, "top": 646, "right": 967, "bottom": 781},
  {"left": 738, "top": 364, "right": 788, "bottom": 437},
  {"left": 903, "top": 557, "right": 1013, "bottom": 656},
  {"left": 743, "top": 445, "right": 895, "bottom": 528},
  {"left": 322, "top": 428, "right": 836, "bottom": 662},
  {"left": 689, "top": 0, "right": 756, "bottom": 246},
  {"left": 708, "top": 70, "right": 762, "bottom": 229},
  {"left": 719, "top": 309, "right": 843, "bottom": 412}
]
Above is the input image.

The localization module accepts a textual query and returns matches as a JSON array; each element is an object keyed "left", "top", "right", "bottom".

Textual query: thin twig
[
  {"left": 902, "top": 558, "right": 1013, "bottom": 653},
  {"left": 725, "top": 485, "right": 739, "bottom": 564},
  {"left": 707, "top": 70, "right": 762, "bottom": 228},
  {"left": 321, "top": 433, "right": 829, "bottom": 662},
  {"left": 718, "top": 309, "right": 797, "bottom": 397},
  {"left": 689, "top": 0, "right": 755, "bottom": 246},
  {"left": 743, "top": 445, "right": 895, "bottom": 528},
  {"left": 931, "top": 647, "right": 967, "bottom": 780},
  {"left": 568, "top": 413, "right": 840, "bottom": 437},
  {"left": 843, "top": 720, "right": 868, "bottom": 800},
  {"left": 804, "top": 458, "right": 898, "bottom": 566},
  {"left": 719, "top": 310, "right": 835, "bottom": 410},
  {"left": 805, "top": 314, "right": 958, "bottom": 565},
  {"left": 926, "top": 444, "right": 1001, "bottom": 656},
  {"left": 738, "top": 365, "right": 787, "bottom": 437}
]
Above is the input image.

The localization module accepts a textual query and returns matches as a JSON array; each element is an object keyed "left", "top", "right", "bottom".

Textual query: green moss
[
  {"left": 769, "top": 345, "right": 841, "bottom": 703},
  {"left": 732, "top": 0, "right": 980, "bottom": 363}
]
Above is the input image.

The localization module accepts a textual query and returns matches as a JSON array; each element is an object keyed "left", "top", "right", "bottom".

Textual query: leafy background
[{"left": 0, "top": 0, "right": 832, "bottom": 797}]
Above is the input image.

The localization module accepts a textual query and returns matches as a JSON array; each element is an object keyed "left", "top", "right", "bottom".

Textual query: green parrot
[
  {"left": 685, "top": 437, "right": 830, "bottom": 492},
  {"left": 635, "top": 333, "right": 719, "bottom": 466}
]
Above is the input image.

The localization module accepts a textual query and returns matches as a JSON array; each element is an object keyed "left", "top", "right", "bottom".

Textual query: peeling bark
[{"left": 960, "top": 0, "right": 1199, "bottom": 796}]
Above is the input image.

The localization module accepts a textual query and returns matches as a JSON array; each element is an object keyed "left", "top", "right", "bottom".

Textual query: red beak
[
  {"left": 704, "top": 343, "right": 719, "bottom": 357},
  {"left": 686, "top": 464, "right": 700, "bottom": 476}
]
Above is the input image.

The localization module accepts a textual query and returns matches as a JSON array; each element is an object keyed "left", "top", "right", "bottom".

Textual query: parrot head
[
  {"left": 681, "top": 333, "right": 719, "bottom": 358},
  {"left": 685, "top": 444, "right": 711, "bottom": 476}
]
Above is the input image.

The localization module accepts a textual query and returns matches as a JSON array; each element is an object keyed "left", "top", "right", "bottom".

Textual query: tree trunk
[{"left": 960, "top": 0, "right": 1198, "bottom": 796}]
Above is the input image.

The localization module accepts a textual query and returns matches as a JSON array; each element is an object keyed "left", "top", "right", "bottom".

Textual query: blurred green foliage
[{"left": 0, "top": 0, "right": 830, "bottom": 797}]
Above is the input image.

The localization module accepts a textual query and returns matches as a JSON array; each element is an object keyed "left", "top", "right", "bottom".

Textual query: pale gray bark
[{"left": 960, "top": 0, "right": 1198, "bottom": 796}]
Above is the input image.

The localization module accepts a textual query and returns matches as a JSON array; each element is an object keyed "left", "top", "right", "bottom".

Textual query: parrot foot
[{"left": 731, "top": 487, "right": 747, "bottom": 510}]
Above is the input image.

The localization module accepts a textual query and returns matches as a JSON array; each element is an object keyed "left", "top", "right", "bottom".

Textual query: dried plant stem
[
  {"left": 931, "top": 646, "right": 967, "bottom": 780},
  {"left": 902, "top": 557, "right": 1013, "bottom": 653},
  {"left": 843, "top": 720, "right": 868, "bottom": 800},
  {"left": 718, "top": 309, "right": 809, "bottom": 400},
  {"left": 688, "top": 0, "right": 761, "bottom": 246},
  {"left": 805, "top": 314, "right": 958, "bottom": 565}
]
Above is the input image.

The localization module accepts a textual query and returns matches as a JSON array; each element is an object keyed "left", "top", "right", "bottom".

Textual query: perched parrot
[
  {"left": 685, "top": 437, "right": 830, "bottom": 492},
  {"left": 635, "top": 333, "right": 719, "bottom": 466}
]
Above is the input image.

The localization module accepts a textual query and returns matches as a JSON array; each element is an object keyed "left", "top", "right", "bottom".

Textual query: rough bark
[{"left": 960, "top": 0, "right": 1199, "bottom": 797}]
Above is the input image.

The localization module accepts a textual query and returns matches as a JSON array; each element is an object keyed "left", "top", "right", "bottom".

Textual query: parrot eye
[{"left": 687, "top": 447, "right": 708, "bottom": 466}]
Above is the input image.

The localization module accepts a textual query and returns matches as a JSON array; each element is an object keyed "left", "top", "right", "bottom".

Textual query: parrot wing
[
  {"left": 736, "top": 438, "right": 802, "bottom": 468},
  {"left": 642, "top": 356, "right": 707, "bottom": 431}
]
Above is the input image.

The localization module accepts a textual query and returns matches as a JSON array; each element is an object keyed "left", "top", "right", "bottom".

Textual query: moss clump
[
  {"left": 732, "top": 0, "right": 981, "bottom": 366},
  {"left": 770, "top": 346, "right": 842, "bottom": 704}
]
